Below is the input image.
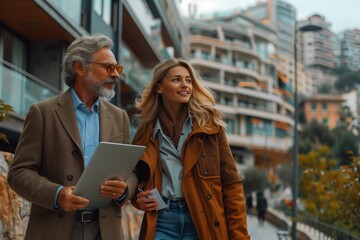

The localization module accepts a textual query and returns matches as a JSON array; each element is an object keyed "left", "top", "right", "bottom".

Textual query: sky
[{"left": 179, "top": 0, "right": 360, "bottom": 33}]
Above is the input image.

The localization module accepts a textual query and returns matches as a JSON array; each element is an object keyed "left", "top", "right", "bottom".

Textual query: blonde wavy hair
[{"left": 135, "top": 58, "right": 225, "bottom": 129}]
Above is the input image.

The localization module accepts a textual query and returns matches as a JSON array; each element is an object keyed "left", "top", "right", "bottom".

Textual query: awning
[
  {"left": 278, "top": 72, "right": 288, "bottom": 83},
  {"left": 239, "top": 81, "right": 258, "bottom": 89}
]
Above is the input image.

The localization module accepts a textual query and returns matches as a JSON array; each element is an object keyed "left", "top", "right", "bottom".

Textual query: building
[
  {"left": 338, "top": 29, "right": 360, "bottom": 72},
  {"left": 187, "top": 13, "right": 294, "bottom": 170},
  {"left": 243, "top": 0, "right": 314, "bottom": 97},
  {"left": 302, "top": 94, "right": 344, "bottom": 129},
  {"left": 243, "top": 0, "right": 296, "bottom": 58},
  {"left": 297, "top": 14, "right": 337, "bottom": 92},
  {"left": 0, "top": 0, "right": 186, "bottom": 152}
]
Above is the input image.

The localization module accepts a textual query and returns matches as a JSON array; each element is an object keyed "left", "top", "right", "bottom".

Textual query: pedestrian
[
  {"left": 246, "top": 194, "right": 253, "bottom": 213},
  {"left": 256, "top": 192, "right": 268, "bottom": 226},
  {"left": 132, "top": 58, "right": 250, "bottom": 240},
  {"left": 7, "top": 34, "right": 138, "bottom": 240}
]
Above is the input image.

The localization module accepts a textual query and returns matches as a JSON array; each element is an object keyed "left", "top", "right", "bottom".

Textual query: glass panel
[
  {"left": 103, "top": 0, "right": 111, "bottom": 25},
  {"left": 125, "top": 0, "right": 158, "bottom": 36},
  {"left": 47, "top": 0, "right": 82, "bottom": 25},
  {"left": 94, "top": 0, "right": 102, "bottom": 16},
  {"left": 0, "top": 61, "right": 58, "bottom": 116}
]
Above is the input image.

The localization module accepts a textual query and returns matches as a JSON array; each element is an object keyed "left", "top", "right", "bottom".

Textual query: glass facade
[
  {"left": 0, "top": 59, "right": 59, "bottom": 116},
  {"left": 47, "top": 0, "right": 82, "bottom": 25}
]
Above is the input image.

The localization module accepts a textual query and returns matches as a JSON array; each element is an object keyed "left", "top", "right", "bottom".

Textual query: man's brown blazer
[{"left": 7, "top": 89, "right": 137, "bottom": 240}]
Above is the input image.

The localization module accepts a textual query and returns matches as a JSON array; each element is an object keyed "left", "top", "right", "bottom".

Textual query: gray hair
[{"left": 62, "top": 34, "right": 113, "bottom": 87}]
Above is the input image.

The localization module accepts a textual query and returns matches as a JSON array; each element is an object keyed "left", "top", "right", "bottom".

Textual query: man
[{"left": 7, "top": 34, "right": 137, "bottom": 240}]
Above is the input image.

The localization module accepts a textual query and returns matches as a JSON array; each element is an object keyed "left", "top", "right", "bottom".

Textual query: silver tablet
[{"left": 73, "top": 141, "right": 145, "bottom": 208}]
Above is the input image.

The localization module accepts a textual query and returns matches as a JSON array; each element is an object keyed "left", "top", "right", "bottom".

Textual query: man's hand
[
  {"left": 100, "top": 179, "right": 127, "bottom": 199},
  {"left": 57, "top": 186, "right": 89, "bottom": 212}
]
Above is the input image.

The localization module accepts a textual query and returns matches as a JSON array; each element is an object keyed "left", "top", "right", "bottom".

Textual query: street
[{"left": 247, "top": 214, "right": 283, "bottom": 240}]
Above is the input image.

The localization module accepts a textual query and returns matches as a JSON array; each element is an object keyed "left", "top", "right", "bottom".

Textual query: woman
[{"left": 132, "top": 58, "right": 250, "bottom": 240}]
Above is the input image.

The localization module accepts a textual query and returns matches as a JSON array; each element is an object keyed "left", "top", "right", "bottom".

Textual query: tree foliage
[
  {"left": 275, "top": 162, "right": 293, "bottom": 187},
  {"left": 300, "top": 120, "right": 335, "bottom": 153},
  {"left": 0, "top": 99, "right": 13, "bottom": 143},
  {"left": 299, "top": 146, "right": 360, "bottom": 235},
  {"left": 335, "top": 71, "right": 360, "bottom": 92},
  {"left": 242, "top": 166, "right": 265, "bottom": 194}
]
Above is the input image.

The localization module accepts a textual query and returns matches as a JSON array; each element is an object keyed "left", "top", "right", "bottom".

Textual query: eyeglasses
[{"left": 85, "top": 62, "right": 123, "bottom": 75}]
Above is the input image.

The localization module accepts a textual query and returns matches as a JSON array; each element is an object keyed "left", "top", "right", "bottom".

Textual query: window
[
  {"left": 94, "top": 0, "right": 112, "bottom": 25},
  {"left": 225, "top": 118, "right": 235, "bottom": 134},
  {"left": 322, "top": 102, "right": 327, "bottom": 112},
  {"left": 322, "top": 118, "right": 328, "bottom": 125},
  {"left": 311, "top": 102, "right": 317, "bottom": 111},
  {"left": 201, "top": 51, "right": 211, "bottom": 60}
]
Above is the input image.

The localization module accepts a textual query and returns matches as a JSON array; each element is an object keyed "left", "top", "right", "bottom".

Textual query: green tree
[
  {"left": 318, "top": 84, "right": 332, "bottom": 93},
  {"left": 242, "top": 166, "right": 265, "bottom": 194},
  {"left": 335, "top": 71, "right": 360, "bottom": 92},
  {"left": 334, "top": 131, "right": 359, "bottom": 165},
  {"left": 327, "top": 157, "right": 360, "bottom": 234},
  {"left": 299, "top": 146, "right": 360, "bottom": 236},
  {"left": 275, "top": 162, "right": 293, "bottom": 187},
  {"left": 0, "top": 99, "right": 13, "bottom": 143},
  {"left": 299, "top": 146, "right": 339, "bottom": 221},
  {"left": 300, "top": 120, "right": 335, "bottom": 153}
]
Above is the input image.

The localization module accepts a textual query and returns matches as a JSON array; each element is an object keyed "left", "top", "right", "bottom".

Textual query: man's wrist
[
  {"left": 54, "top": 186, "right": 64, "bottom": 209},
  {"left": 115, "top": 186, "right": 129, "bottom": 204}
]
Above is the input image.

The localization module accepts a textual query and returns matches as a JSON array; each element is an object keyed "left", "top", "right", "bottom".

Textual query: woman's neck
[{"left": 161, "top": 102, "right": 183, "bottom": 122}]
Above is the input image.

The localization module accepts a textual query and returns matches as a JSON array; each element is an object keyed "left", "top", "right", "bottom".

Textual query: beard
[{"left": 97, "top": 78, "right": 117, "bottom": 101}]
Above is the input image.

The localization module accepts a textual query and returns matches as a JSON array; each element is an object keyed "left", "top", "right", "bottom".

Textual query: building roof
[{"left": 303, "top": 94, "right": 345, "bottom": 102}]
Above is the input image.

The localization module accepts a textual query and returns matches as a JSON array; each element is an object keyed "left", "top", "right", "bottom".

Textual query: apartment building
[
  {"left": 0, "top": 0, "right": 186, "bottom": 152},
  {"left": 243, "top": 0, "right": 314, "bottom": 97},
  {"left": 187, "top": 14, "right": 294, "bottom": 170},
  {"left": 338, "top": 29, "right": 360, "bottom": 71},
  {"left": 297, "top": 14, "right": 337, "bottom": 92}
]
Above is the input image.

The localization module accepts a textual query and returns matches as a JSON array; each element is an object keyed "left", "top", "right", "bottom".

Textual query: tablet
[{"left": 73, "top": 141, "right": 145, "bottom": 208}]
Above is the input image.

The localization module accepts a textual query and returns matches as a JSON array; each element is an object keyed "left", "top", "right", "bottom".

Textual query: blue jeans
[{"left": 154, "top": 198, "right": 198, "bottom": 240}]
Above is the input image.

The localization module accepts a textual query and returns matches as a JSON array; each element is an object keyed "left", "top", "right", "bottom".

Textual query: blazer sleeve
[{"left": 7, "top": 104, "right": 62, "bottom": 210}]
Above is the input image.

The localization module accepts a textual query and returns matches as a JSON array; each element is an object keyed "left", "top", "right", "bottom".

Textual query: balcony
[
  {"left": 0, "top": 59, "right": 60, "bottom": 117},
  {"left": 227, "top": 134, "right": 293, "bottom": 152}
]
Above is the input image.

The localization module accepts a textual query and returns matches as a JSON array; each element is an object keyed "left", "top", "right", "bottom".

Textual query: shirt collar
[{"left": 70, "top": 88, "right": 99, "bottom": 113}]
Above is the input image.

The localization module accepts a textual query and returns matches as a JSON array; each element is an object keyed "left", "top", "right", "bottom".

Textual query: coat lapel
[
  {"left": 55, "top": 90, "right": 82, "bottom": 153},
  {"left": 99, "top": 99, "right": 113, "bottom": 141}
]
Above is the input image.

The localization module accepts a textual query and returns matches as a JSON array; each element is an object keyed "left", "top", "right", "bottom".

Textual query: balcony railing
[{"left": 0, "top": 59, "right": 60, "bottom": 117}]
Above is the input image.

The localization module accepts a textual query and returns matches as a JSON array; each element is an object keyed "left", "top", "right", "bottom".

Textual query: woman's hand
[{"left": 136, "top": 190, "right": 159, "bottom": 211}]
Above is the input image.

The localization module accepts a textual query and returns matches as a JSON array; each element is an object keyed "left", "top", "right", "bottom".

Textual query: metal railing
[{"left": 0, "top": 59, "right": 60, "bottom": 117}]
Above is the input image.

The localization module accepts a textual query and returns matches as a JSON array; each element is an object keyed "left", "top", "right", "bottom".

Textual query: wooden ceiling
[{"left": 0, "top": 0, "right": 73, "bottom": 41}]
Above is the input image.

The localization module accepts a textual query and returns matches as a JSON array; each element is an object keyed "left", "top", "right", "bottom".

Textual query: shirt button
[
  {"left": 201, "top": 152, "right": 206, "bottom": 157},
  {"left": 204, "top": 171, "right": 208, "bottom": 176},
  {"left": 214, "top": 221, "right": 220, "bottom": 227},
  {"left": 207, "top": 194, "right": 212, "bottom": 200},
  {"left": 67, "top": 175, "right": 73, "bottom": 181}
]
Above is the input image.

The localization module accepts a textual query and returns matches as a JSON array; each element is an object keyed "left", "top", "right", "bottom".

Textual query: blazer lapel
[
  {"left": 55, "top": 90, "right": 82, "bottom": 153},
  {"left": 99, "top": 99, "right": 113, "bottom": 141}
]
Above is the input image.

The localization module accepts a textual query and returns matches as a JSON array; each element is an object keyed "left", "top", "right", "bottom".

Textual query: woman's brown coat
[{"left": 132, "top": 120, "right": 250, "bottom": 240}]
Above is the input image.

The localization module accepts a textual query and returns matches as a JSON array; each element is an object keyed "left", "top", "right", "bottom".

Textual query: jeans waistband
[{"left": 162, "top": 196, "right": 187, "bottom": 208}]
